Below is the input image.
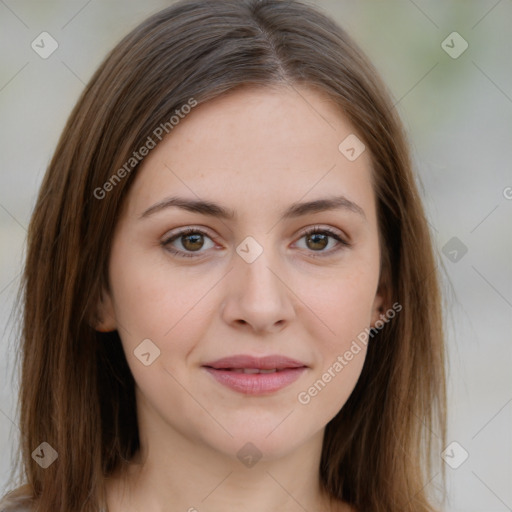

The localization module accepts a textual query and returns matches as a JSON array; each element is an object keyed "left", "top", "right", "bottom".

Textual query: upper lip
[{"left": 202, "top": 354, "right": 308, "bottom": 370}]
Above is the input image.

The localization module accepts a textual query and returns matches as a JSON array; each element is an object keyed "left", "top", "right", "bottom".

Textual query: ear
[
  {"left": 370, "top": 288, "right": 386, "bottom": 328},
  {"left": 92, "top": 287, "right": 117, "bottom": 332},
  {"left": 370, "top": 247, "right": 393, "bottom": 328},
  {"left": 369, "top": 274, "right": 390, "bottom": 328}
]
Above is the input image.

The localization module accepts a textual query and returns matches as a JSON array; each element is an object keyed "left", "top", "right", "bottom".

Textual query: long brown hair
[{"left": 2, "top": 1, "right": 446, "bottom": 511}]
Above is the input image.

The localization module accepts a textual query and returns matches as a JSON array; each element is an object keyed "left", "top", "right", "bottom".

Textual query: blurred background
[{"left": 1, "top": 1, "right": 511, "bottom": 510}]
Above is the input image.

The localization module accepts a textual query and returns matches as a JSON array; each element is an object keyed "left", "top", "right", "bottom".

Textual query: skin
[{"left": 97, "top": 84, "right": 385, "bottom": 512}]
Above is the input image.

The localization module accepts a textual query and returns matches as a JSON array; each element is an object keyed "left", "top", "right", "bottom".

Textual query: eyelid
[
  {"left": 161, "top": 225, "right": 220, "bottom": 258},
  {"left": 297, "top": 224, "right": 350, "bottom": 244},
  {"left": 293, "top": 225, "right": 350, "bottom": 258},
  {"left": 162, "top": 225, "right": 217, "bottom": 241}
]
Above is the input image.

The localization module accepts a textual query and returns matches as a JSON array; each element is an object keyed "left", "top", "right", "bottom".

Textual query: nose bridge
[
  {"left": 221, "top": 233, "right": 295, "bottom": 331},
  {"left": 235, "top": 234, "right": 284, "bottom": 301}
]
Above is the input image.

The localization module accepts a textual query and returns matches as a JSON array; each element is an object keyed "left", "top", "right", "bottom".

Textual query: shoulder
[{"left": 0, "top": 486, "right": 34, "bottom": 512}]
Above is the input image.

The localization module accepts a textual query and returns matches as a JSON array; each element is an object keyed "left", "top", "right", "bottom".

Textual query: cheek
[
  {"left": 107, "top": 251, "right": 219, "bottom": 415},
  {"left": 296, "top": 345, "right": 367, "bottom": 429},
  {"left": 294, "top": 278, "right": 373, "bottom": 423},
  {"left": 107, "top": 242, "right": 216, "bottom": 356},
  {"left": 301, "top": 260, "right": 380, "bottom": 347},
  {"left": 310, "top": 281, "right": 371, "bottom": 360},
  {"left": 292, "top": 259, "right": 378, "bottom": 417},
  {"left": 322, "top": 273, "right": 374, "bottom": 356}
]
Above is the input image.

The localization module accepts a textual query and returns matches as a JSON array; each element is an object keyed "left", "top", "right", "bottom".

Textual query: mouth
[
  {"left": 202, "top": 354, "right": 308, "bottom": 395},
  {"left": 212, "top": 368, "right": 284, "bottom": 374}
]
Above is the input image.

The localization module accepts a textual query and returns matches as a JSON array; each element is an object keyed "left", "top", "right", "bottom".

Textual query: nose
[{"left": 220, "top": 245, "right": 296, "bottom": 334}]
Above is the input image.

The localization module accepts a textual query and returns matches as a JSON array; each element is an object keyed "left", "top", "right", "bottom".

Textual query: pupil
[
  {"left": 183, "top": 234, "right": 203, "bottom": 251},
  {"left": 308, "top": 233, "right": 327, "bottom": 250}
]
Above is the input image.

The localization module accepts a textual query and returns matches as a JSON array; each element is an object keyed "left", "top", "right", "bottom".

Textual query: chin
[{"left": 197, "top": 416, "right": 320, "bottom": 464}]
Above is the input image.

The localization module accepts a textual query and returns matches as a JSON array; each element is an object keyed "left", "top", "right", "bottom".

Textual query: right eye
[{"left": 161, "top": 227, "right": 217, "bottom": 258}]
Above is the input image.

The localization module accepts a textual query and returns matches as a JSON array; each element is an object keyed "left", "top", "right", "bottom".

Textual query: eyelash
[{"left": 161, "top": 226, "right": 350, "bottom": 259}]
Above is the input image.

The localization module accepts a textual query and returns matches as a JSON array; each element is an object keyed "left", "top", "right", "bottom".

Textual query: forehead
[
  {"left": 125, "top": 84, "right": 376, "bottom": 224},
  {"left": 160, "top": 84, "right": 364, "bottom": 168}
]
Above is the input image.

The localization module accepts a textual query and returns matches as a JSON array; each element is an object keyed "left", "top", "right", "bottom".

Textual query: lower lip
[{"left": 203, "top": 367, "right": 307, "bottom": 395}]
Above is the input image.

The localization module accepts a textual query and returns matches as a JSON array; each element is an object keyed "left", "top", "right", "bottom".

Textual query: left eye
[
  {"left": 294, "top": 226, "right": 348, "bottom": 256},
  {"left": 161, "top": 226, "right": 348, "bottom": 259}
]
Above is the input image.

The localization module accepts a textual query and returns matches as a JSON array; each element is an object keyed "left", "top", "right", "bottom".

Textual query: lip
[
  {"left": 202, "top": 354, "right": 308, "bottom": 395},
  {"left": 203, "top": 354, "right": 308, "bottom": 370}
]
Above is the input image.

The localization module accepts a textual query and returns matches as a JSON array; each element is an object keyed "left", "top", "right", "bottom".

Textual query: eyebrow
[{"left": 139, "top": 194, "right": 366, "bottom": 221}]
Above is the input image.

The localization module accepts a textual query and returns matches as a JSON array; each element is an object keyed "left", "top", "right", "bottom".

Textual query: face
[{"left": 97, "top": 84, "right": 385, "bottom": 462}]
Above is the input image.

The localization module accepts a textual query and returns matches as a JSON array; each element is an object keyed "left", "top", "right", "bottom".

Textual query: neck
[{"left": 104, "top": 418, "right": 343, "bottom": 512}]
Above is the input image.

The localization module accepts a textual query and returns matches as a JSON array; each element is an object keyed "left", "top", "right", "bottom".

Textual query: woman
[{"left": 1, "top": 0, "right": 446, "bottom": 510}]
